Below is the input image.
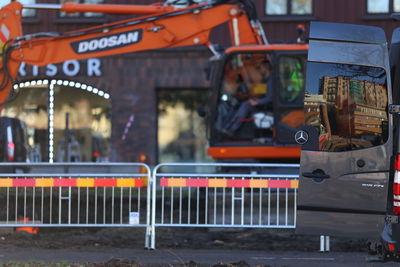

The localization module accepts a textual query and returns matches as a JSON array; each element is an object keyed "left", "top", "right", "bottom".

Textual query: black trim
[
  {"left": 361, "top": 15, "right": 394, "bottom": 20},
  {"left": 309, "top": 21, "right": 387, "bottom": 44},
  {"left": 298, "top": 205, "right": 387, "bottom": 215},
  {"left": 22, "top": 17, "right": 41, "bottom": 24}
]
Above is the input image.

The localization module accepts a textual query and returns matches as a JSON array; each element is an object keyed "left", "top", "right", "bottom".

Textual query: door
[
  {"left": 207, "top": 45, "right": 308, "bottom": 161},
  {"left": 296, "top": 22, "right": 392, "bottom": 238},
  {"left": 274, "top": 52, "right": 306, "bottom": 144}
]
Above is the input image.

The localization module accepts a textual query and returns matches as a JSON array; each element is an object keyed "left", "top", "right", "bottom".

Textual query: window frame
[
  {"left": 364, "top": 0, "right": 400, "bottom": 18},
  {"left": 276, "top": 54, "right": 307, "bottom": 107},
  {"left": 156, "top": 87, "right": 210, "bottom": 164},
  {"left": 264, "top": 0, "right": 314, "bottom": 17},
  {"left": 19, "top": 0, "right": 39, "bottom": 22}
]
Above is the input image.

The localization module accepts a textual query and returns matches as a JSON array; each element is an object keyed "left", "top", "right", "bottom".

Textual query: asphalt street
[{"left": 0, "top": 248, "right": 399, "bottom": 266}]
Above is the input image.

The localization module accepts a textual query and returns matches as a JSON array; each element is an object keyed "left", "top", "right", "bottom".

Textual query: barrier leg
[
  {"left": 150, "top": 225, "right": 156, "bottom": 249},
  {"left": 145, "top": 226, "right": 151, "bottom": 249},
  {"left": 145, "top": 225, "right": 156, "bottom": 249}
]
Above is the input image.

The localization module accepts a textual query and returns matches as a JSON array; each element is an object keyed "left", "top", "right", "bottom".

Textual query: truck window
[{"left": 304, "top": 62, "right": 388, "bottom": 152}]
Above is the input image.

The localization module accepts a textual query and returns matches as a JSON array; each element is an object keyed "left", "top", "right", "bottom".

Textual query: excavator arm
[{"left": 0, "top": 0, "right": 266, "bottom": 105}]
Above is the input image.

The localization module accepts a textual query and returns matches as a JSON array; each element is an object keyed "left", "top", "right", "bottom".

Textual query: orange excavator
[
  {"left": 206, "top": 43, "right": 307, "bottom": 163},
  {"left": 0, "top": 0, "right": 307, "bottom": 163}
]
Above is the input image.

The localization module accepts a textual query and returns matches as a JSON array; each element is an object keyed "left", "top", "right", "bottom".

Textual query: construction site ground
[{"left": 0, "top": 226, "right": 393, "bottom": 266}]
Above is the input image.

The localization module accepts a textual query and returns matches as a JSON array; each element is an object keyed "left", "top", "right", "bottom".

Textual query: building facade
[{"left": 4, "top": 0, "right": 399, "bottom": 165}]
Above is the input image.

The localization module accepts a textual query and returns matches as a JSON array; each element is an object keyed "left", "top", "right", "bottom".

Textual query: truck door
[{"left": 296, "top": 22, "right": 392, "bottom": 238}]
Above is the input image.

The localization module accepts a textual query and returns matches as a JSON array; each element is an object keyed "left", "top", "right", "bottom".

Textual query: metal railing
[
  {"left": 0, "top": 163, "right": 151, "bottom": 238},
  {"left": 149, "top": 162, "right": 299, "bottom": 249},
  {"left": 0, "top": 162, "right": 318, "bottom": 250}
]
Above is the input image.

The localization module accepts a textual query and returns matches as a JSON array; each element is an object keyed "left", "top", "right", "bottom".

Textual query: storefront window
[
  {"left": 157, "top": 89, "right": 210, "bottom": 163},
  {"left": 0, "top": 85, "right": 47, "bottom": 162},
  {"left": 53, "top": 84, "right": 110, "bottom": 162},
  {"left": 1, "top": 81, "right": 111, "bottom": 162}
]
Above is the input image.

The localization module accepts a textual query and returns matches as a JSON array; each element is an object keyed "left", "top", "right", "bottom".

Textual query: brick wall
[
  {"left": 19, "top": 49, "right": 211, "bottom": 164},
  {"left": 106, "top": 50, "right": 211, "bottom": 164}
]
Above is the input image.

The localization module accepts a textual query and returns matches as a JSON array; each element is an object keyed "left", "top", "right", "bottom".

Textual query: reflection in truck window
[{"left": 304, "top": 62, "right": 388, "bottom": 152}]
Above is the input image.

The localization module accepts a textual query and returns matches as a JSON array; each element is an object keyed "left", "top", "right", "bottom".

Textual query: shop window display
[
  {"left": 157, "top": 89, "right": 210, "bottom": 164},
  {"left": 0, "top": 82, "right": 111, "bottom": 162}
]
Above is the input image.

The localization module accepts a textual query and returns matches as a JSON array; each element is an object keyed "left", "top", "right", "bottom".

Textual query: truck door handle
[{"left": 302, "top": 171, "right": 330, "bottom": 179}]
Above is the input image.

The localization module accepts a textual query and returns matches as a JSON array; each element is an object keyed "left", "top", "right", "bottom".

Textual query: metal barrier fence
[
  {"left": 149, "top": 163, "right": 299, "bottom": 249},
  {"left": 0, "top": 162, "right": 152, "bottom": 246},
  {"left": 0, "top": 162, "right": 306, "bottom": 250}
]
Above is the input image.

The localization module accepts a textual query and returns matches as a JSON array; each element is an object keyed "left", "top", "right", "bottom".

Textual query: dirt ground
[
  {"left": 0, "top": 227, "right": 367, "bottom": 251},
  {"left": 0, "top": 227, "right": 368, "bottom": 266}
]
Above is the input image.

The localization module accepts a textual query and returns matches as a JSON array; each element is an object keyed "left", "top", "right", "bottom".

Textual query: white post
[
  {"left": 320, "top": 235, "right": 330, "bottom": 252},
  {"left": 320, "top": 235, "right": 325, "bottom": 252},
  {"left": 326, "top": 236, "right": 330, "bottom": 251}
]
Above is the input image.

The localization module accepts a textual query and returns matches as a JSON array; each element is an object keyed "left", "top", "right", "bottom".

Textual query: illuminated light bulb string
[{"left": 13, "top": 79, "right": 111, "bottom": 163}]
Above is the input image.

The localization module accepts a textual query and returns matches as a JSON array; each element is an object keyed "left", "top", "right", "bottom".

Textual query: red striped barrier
[
  {"left": 159, "top": 178, "right": 298, "bottom": 189},
  {"left": 0, "top": 178, "right": 146, "bottom": 188}
]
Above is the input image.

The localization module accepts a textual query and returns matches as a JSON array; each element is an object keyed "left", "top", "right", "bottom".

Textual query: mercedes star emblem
[{"left": 295, "top": 130, "right": 309, "bottom": 145}]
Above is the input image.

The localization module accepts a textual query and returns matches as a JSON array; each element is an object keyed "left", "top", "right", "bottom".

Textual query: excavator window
[
  {"left": 214, "top": 52, "right": 274, "bottom": 142},
  {"left": 278, "top": 56, "right": 305, "bottom": 105},
  {"left": 273, "top": 54, "right": 306, "bottom": 144},
  {"left": 211, "top": 51, "right": 306, "bottom": 146}
]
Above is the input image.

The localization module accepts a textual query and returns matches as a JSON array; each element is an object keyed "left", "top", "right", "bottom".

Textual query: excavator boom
[
  {"left": 0, "top": 0, "right": 266, "bottom": 105},
  {"left": 24, "top": 2, "right": 174, "bottom": 15},
  {"left": 0, "top": 1, "right": 23, "bottom": 105}
]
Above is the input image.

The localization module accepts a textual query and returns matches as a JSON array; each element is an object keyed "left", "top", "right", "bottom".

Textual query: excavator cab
[
  {"left": 296, "top": 22, "right": 400, "bottom": 259},
  {"left": 207, "top": 45, "right": 307, "bottom": 161}
]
